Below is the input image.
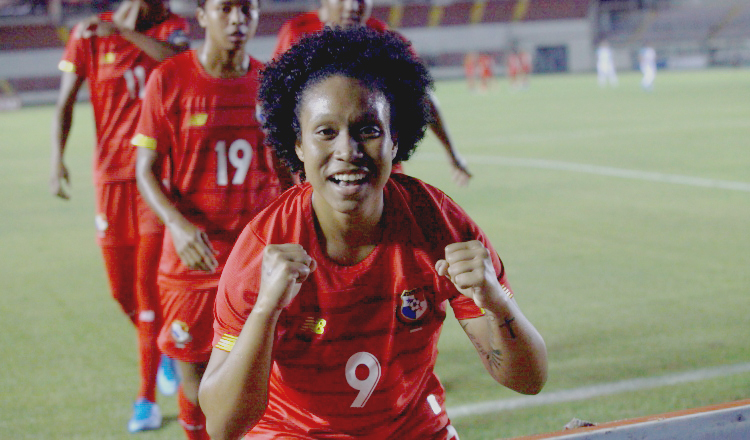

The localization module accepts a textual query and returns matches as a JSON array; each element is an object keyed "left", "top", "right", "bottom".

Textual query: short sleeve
[
  {"left": 58, "top": 25, "right": 88, "bottom": 78},
  {"left": 271, "top": 21, "right": 294, "bottom": 59},
  {"left": 435, "top": 187, "right": 512, "bottom": 320},
  {"left": 212, "top": 225, "right": 267, "bottom": 351},
  {"left": 132, "top": 68, "right": 168, "bottom": 153},
  {"left": 161, "top": 15, "right": 190, "bottom": 47}
]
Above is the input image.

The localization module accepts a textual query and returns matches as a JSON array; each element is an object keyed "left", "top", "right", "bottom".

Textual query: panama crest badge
[{"left": 399, "top": 287, "right": 429, "bottom": 323}]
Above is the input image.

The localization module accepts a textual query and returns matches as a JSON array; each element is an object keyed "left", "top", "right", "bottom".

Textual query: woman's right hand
[
  {"left": 257, "top": 244, "right": 316, "bottom": 312},
  {"left": 167, "top": 217, "right": 218, "bottom": 273}
]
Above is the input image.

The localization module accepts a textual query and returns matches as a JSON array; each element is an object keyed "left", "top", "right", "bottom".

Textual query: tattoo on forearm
[
  {"left": 489, "top": 348, "right": 503, "bottom": 370},
  {"left": 500, "top": 316, "right": 517, "bottom": 339},
  {"left": 462, "top": 321, "right": 491, "bottom": 360}
]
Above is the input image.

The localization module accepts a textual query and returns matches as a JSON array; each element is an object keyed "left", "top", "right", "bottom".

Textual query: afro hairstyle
[{"left": 259, "top": 26, "right": 434, "bottom": 175}]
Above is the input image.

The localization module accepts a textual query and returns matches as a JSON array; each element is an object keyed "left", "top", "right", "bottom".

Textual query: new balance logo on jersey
[
  {"left": 295, "top": 316, "right": 326, "bottom": 342},
  {"left": 301, "top": 317, "right": 326, "bottom": 335},
  {"left": 398, "top": 287, "right": 430, "bottom": 323}
]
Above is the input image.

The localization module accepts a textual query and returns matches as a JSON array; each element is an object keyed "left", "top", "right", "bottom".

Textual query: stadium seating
[
  {"left": 0, "top": 23, "right": 65, "bottom": 50},
  {"left": 524, "top": 0, "right": 590, "bottom": 21},
  {"left": 480, "top": 0, "right": 515, "bottom": 24},
  {"left": 441, "top": 2, "right": 476, "bottom": 26},
  {"left": 398, "top": 3, "right": 431, "bottom": 28},
  {"left": 713, "top": 3, "right": 750, "bottom": 39},
  {"left": 640, "top": 3, "right": 735, "bottom": 43},
  {"left": 603, "top": 0, "right": 747, "bottom": 45}
]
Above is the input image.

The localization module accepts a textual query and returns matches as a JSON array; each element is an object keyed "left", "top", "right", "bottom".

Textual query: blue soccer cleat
[
  {"left": 156, "top": 354, "right": 179, "bottom": 396},
  {"left": 127, "top": 398, "right": 161, "bottom": 433}
]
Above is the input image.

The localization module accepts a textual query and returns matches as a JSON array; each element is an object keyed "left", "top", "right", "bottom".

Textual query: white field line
[
  {"left": 446, "top": 362, "right": 750, "bottom": 419},
  {"left": 478, "top": 119, "right": 750, "bottom": 146},
  {"left": 415, "top": 154, "right": 750, "bottom": 192}
]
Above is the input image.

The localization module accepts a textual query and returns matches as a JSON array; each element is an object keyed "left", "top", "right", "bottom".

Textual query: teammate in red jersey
[
  {"left": 272, "top": 0, "right": 472, "bottom": 186},
  {"left": 199, "top": 27, "right": 548, "bottom": 440},
  {"left": 49, "top": 0, "right": 188, "bottom": 432},
  {"left": 477, "top": 53, "right": 495, "bottom": 91},
  {"left": 506, "top": 44, "right": 531, "bottom": 90},
  {"left": 464, "top": 51, "right": 478, "bottom": 91},
  {"left": 133, "top": 0, "right": 292, "bottom": 437}
]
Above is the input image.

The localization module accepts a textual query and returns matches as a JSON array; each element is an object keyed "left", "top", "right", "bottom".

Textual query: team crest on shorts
[
  {"left": 398, "top": 287, "right": 430, "bottom": 323},
  {"left": 170, "top": 320, "right": 192, "bottom": 347},
  {"left": 95, "top": 213, "right": 108, "bottom": 233}
]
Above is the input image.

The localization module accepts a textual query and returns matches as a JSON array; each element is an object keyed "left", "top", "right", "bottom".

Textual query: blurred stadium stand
[{"left": 0, "top": 0, "right": 748, "bottom": 106}]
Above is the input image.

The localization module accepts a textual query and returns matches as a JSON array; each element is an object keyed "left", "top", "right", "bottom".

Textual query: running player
[
  {"left": 506, "top": 45, "right": 531, "bottom": 90},
  {"left": 199, "top": 27, "right": 548, "bottom": 440},
  {"left": 477, "top": 53, "right": 494, "bottom": 91},
  {"left": 50, "top": 0, "right": 187, "bottom": 432},
  {"left": 596, "top": 39, "right": 618, "bottom": 88},
  {"left": 464, "top": 52, "right": 478, "bottom": 91},
  {"left": 132, "top": 0, "right": 292, "bottom": 437},
  {"left": 639, "top": 42, "right": 657, "bottom": 91},
  {"left": 272, "top": 0, "right": 472, "bottom": 186}
]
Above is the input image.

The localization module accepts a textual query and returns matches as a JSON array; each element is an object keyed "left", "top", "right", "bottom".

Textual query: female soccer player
[
  {"left": 272, "top": 0, "right": 472, "bottom": 187},
  {"left": 133, "top": 0, "right": 291, "bottom": 437},
  {"left": 199, "top": 27, "right": 547, "bottom": 440},
  {"left": 51, "top": 0, "right": 188, "bottom": 431}
]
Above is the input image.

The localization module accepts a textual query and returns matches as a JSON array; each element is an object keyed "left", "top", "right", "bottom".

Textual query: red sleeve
[
  {"left": 272, "top": 20, "right": 295, "bottom": 59},
  {"left": 212, "top": 225, "right": 266, "bottom": 348},
  {"left": 366, "top": 17, "right": 389, "bottom": 32},
  {"left": 132, "top": 65, "right": 170, "bottom": 154},
  {"left": 59, "top": 25, "right": 89, "bottom": 77},
  {"left": 159, "top": 15, "right": 190, "bottom": 47},
  {"left": 434, "top": 189, "right": 511, "bottom": 320},
  {"left": 447, "top": 230, "right": 508, "bottom": 320}
]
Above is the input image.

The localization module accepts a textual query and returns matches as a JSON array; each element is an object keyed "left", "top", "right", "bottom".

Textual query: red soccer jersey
[
  {"left": 272, "top": 11, "right": 389, "bottom": 59},
  {"left": 214, "top": 174, "right": 511, "bottom": 439},
  {"left": 59, "top": 12, "right": 188, "bottom": 183},
  {"left": 132, "top": 50, "right": 283, "bottom": 288}
]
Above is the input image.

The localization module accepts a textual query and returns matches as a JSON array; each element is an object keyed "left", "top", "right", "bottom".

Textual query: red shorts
[
  {"left": 94, "top": 180, "right": 163, "bottom": 247},
  {"left": 157, "top": 284, "right": 217, "bottom": 363}
]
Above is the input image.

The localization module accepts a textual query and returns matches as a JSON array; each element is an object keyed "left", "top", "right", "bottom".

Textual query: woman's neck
[{"left": 312, "top": 194, "right": 385, "bottom": 266}]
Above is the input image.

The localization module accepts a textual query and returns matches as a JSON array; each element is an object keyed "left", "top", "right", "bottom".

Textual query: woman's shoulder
[
  {"left": 387, "top": 175, "right": 476, "bottom": 243},
  {"left": 388, "top": 174, "right": 464, "bottom": 213},
  {"left": 154, "top": 49, "right": 195, "bottom": 75},
  {"left": 244, "top": 184, "right": 312, "bottom": 242}
]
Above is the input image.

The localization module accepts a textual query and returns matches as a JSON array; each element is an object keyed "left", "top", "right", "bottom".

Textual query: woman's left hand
[{"left": 435, "top": 240, "right": 502, "bottom": 309}]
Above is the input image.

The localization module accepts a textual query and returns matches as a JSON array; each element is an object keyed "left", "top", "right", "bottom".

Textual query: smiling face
[
  {"left": 198, "top": 0, "right": 258, "bottom": 51},
  {"left": 295, "top": 75, "right": 397, "bottom": 219},
  {"left": 321, "top": 0, "right": 372, "bottom": 27}
]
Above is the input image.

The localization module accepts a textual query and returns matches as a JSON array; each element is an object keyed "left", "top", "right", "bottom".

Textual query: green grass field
[{"left": 1, "top": 69, "right": 749, "bottom": 439}]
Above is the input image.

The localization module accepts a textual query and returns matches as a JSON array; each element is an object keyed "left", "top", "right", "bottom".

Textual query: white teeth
[{"left": 332, "top": 173, "right": 366, "bottom": 182}]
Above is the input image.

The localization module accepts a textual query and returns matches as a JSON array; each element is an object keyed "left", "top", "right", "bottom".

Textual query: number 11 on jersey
[{"left": 124, "top": 66, "right": 146, "bottom": 100}]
